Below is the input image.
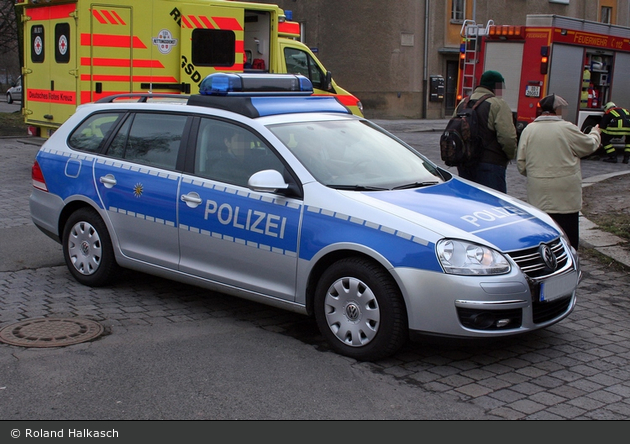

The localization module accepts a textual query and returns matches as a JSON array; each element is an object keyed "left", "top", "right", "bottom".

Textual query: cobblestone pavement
[{"left": 2, "top": 126, "right": 630, "bottom": 420}]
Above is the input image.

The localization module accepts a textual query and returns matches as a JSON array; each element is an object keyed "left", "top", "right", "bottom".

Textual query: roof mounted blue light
[{"left": 199, "top": 73, "right": 313, "bottom": 96}]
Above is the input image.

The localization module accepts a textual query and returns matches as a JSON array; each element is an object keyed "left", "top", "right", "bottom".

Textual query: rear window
[
  {"left": 106, "top": 113, "right": 188, "bottom": 170},
  {"left": 68, "top": 113, "right": 124, "bottom": 153}
]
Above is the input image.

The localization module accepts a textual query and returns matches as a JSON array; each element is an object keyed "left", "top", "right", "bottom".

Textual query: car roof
[{"left": 93, "top": 73, "right": 352, "bottom": 120}]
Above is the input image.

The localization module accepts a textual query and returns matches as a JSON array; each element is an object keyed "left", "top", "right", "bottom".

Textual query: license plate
[
  {"left": 539, "top": 271, "right": 578, "bottom": 302},
  {"left": 525, "top": 85, "right": 541, "bottom": 98}
]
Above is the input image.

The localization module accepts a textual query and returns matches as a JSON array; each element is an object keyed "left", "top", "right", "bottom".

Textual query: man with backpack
[{"left": 447, "top": 70, "right": 517, "bottom": 193}]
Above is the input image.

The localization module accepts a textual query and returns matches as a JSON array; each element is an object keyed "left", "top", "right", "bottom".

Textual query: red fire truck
[{"left": 457, "top": 14, "right": 630, "bottom": 135}]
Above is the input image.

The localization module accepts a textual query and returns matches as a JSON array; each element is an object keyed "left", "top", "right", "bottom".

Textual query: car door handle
[
  {"left": 181, "top": 192, "right": 202, "bottom": 208},
  {"left": 99, "top": 174, "right": 117, "bottom": 188}
]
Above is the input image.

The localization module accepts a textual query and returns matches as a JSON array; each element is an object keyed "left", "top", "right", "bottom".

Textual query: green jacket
[{"left": 454, "top": 86, "right": 518, "bottom": 166}]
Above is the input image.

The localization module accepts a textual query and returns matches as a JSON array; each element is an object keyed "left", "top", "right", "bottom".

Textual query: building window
[
  {"left": 601, "top": 7, "right": 612, "bottom": 24},
  {"left": 451, "top": 0, "right": 465, "bottom": 23}
]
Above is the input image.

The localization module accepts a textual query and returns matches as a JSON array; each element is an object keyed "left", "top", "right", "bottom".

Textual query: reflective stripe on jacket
[{"left": 601, "top": 108, "right": 630, "bottom": 135}]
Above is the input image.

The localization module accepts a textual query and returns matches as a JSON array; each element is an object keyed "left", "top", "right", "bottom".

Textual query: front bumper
[{"left": 396, "top": 263, "right": 578, "bottom": 338}]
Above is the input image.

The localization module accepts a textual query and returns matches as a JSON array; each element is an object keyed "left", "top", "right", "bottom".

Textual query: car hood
[{"left": 352, "top": 178, "right": 560, "bottom": 251}]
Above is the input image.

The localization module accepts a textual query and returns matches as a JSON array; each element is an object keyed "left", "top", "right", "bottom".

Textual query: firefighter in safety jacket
[{"left": 600, "top": 101, "right": 630, "bottom": 164}]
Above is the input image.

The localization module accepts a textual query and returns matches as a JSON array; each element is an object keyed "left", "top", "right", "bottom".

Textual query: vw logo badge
[
  {"left": 345, "top": 303, "right": 360, "bottom": 322},
  {"left": 539, "top": 244, "right": 557, "bottom": 271}
]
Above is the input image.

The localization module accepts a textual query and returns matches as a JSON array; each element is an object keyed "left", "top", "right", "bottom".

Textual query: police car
[{"left": 30, "top": 73, "right": 580, "bottom": 361}]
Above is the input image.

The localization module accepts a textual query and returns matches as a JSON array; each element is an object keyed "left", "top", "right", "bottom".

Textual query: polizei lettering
[
  {"left": 204, "top": 199, "right": 287, "bottom": 239},
  {"left": 460, "top": 205, "right": 528, "bottom": 227}
]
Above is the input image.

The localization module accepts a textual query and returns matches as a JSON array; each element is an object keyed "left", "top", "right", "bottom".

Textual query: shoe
[
  {"left": 603, "top": 155, "right": 618, "bottom": 163},
  {"left": 623, "top": 155, "right": 629, "bottom": 164}
]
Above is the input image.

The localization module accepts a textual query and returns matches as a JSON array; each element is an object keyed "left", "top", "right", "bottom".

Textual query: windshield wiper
[
  {"left": 330, "top": 185, "right": 389, "bottom": 191},
  {"left": 392, "top": 181, "right": 439, "bottom": 190}
]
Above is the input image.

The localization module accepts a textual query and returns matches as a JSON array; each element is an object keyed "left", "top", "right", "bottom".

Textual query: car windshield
[{"left": 267, "top": 119, "right": 444, "bottom": 190}]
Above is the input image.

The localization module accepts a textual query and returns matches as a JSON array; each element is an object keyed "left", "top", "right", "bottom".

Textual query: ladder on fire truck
[{"left": 459, "top": 19, "right": 494, "bottom": 98}]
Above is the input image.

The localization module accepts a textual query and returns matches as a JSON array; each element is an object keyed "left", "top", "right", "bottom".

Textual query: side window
[
  {"left": 106, "top": 113, "right": 188, "bottom": 170},
  {"left": 191, "top": 29, "right": 235, "bottom": 66},
  {"left": 284, "top": 47, "right": 325, "bottom": 89},
  {"left": 68, "top": 113, "right": 124, "bottom": 153},
  {"left": 194, "top": 118, "right": 284, "bottom": 187}
]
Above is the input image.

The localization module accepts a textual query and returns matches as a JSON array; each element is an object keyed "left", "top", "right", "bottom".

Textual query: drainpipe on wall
[{"left": 422, "top": 0, "right": 429, "bottom": 119}]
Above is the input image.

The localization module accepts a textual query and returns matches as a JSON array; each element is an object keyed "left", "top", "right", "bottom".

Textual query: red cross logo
[{"left": 34, "top": 36, "right": 42, "bottom": 55}]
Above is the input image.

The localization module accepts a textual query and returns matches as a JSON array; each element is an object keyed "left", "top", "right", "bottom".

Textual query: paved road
[
  {"left": 0, "top": 98, "right": 21, "bottom": 114},
  {"left": 1, "top": 120, "right": 630, "bottom": 420}
]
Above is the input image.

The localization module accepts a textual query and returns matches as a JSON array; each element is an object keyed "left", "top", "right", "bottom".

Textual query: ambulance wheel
[
  {"left": 314, "top": 257, "right": 408, "bottom": 361},
  {"left": 62, "top": 208, "right": 119, "bottom": 287},
  {"left": 6, "top": 93, "right": 13, "bottom": 104}
]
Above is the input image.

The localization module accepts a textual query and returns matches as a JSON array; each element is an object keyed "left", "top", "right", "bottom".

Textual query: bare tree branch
[{"left": 0, "top": 0, "right": 20, "bottom": 55}]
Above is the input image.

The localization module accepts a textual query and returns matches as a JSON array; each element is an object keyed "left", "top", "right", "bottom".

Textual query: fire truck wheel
[
  {"left": 314, "top": 256, "right": 408, "bottom": 361},
  {"left": 62, "top": 207, "right": 120, "bottom": 287},
  {"left": 581, "top": 117, "right": 600, "bottom": 134}
]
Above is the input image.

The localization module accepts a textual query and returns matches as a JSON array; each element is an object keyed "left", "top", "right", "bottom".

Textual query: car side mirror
[
  {"left": 248, "top": 169, "right": 289, "bottom": 193},
  {"left": 325, "top": 71, "right": 333, "bottom": 92}
]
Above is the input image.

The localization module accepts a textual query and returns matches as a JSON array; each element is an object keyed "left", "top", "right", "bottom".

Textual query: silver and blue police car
[{"left": 30, "top": 73, "right": 580, "bottom": 361}]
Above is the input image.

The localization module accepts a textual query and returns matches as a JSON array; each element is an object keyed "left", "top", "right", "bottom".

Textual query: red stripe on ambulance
[
  {"left": 81, "top": 57, "right": 164, "bottom": 68},
  {"left": 27, "top": 3, "right": 76, "bottom": 21},
  {"left": 212, "top": 17, "right": 242, "bottom": 31},
  {"left": 27, "top": 89, "right": 76, "bottom": 105},
  {"left": 81, "top": 33, "right": 147, "bottom": 49}
]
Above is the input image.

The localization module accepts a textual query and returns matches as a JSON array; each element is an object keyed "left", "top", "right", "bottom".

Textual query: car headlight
[{"left": 436, "top": 239, "right": 511, "bottom": 275}]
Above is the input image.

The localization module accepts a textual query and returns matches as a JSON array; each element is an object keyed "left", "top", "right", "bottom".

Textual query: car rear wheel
[
  {"left": 62, "top": 208, "right": 119, "bottom": 287},
  {"left": 314, "top": 257, "right": 408, "bottom": 361},
  {"left": 6, "top": 93, "right": 13, "bottom": 104}
]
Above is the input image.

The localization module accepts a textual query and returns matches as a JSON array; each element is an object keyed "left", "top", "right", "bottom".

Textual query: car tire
[
  {"left": 62, "top": 208, "right": 120, "bottom": 287},
  {"left": 6, "top": 93, "right": 13, "bottom": 104},
  {"left": 314, "top": 257, "right": 408, "bottom": 361}
]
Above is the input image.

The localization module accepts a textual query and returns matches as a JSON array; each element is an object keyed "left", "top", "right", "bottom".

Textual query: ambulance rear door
[
  {"left": 85, "top": 4, "right": 133, "bottom": 102},
  {"left": 177, "top": 3, "right": 249, "bottom": 94},
  {"left": 24, "top": 3, "right": 78, "bottom": 136}
]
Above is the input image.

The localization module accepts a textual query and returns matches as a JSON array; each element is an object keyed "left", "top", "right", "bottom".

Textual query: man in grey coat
[{"left": 516, "top": 94, "right": 601, "bottom": 249}]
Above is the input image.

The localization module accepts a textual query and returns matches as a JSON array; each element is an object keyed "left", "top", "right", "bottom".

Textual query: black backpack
[{"left": 440, "top": 94, "right": 492, "bottom": 167}]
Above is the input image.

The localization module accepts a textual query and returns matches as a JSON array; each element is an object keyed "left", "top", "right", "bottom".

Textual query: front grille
[
  {"left": 507, "top": 238, "right": 569, "bottom": 278},
  {"left": 532, "top": 295, "right": 572, "bottom": 324}
]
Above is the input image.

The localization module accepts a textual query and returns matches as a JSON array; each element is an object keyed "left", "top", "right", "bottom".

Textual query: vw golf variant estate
[{"left": 29, "top": 73, "right": 580, "bottom": 361}]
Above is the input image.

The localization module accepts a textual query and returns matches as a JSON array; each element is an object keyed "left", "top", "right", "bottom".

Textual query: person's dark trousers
[
  {"left": 457, "top": 162, "right": 507, "bottom": 193},
  {"left": 549, "top": 212, "right": 579, "bottom": 249}
]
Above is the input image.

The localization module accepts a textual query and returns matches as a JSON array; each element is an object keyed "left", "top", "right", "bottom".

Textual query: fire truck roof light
[
  {"left": 488, "top": 25, "right": 523, "bottom": 39},
  {"left": 199, "top": 73, "right": 313, "bottom": 96}
]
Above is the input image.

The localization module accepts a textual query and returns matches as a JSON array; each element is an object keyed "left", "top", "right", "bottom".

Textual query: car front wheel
[
  {"left": 62, "top": 208, "right": 119, "bottom": 287},
  {"left": 6, "top": 93, "right": 13, "bottom": 104},
  {"left": 314, "top": 257, "right": 408, "bottom": 361}
]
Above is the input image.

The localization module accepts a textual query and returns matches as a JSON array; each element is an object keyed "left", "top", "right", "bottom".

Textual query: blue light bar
[{"left": 199, "top": 73, "right": 313, "bottom": 96}]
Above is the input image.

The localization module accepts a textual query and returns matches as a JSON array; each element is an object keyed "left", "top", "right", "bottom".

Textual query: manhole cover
[{"left": 0, "top": 318, "right": 104, "bottom": 348}]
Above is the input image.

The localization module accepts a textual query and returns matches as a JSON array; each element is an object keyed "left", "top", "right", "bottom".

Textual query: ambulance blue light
[{"left": 199, "top": 73, "right": 313, "bottom": 96}]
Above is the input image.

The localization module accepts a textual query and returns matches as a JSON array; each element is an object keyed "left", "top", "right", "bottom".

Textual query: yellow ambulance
[{"left": 16, "top": 0, "right": 363, "bottom": 137}]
